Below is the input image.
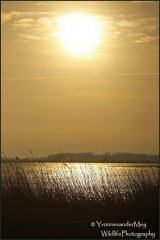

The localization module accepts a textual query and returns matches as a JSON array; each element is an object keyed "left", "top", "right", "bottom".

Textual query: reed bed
[
  {"left": 1, "top": 162, "right": 159, "bottom": 239},
  {"left": 2, "top": 162, "right": 158, "bottom": 204}
]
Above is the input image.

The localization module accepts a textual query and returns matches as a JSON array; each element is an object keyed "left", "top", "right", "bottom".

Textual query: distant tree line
[
  {"left": 2, "top": 152, "right": 159, "bottom": 163},
  {"left": 46, "top": 152, "right": 158, "bottom": 163}
]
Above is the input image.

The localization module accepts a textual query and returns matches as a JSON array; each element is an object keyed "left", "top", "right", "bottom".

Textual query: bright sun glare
[{"left": 55, "top": 13, "right": 103, "bottom": 57}]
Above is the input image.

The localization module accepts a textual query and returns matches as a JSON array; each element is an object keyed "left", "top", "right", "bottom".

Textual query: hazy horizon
[{"left": 1, "top": 1, "right": 159, "bottom": 157}]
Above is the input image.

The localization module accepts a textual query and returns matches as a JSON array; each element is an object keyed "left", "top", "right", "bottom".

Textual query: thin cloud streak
[
  {"left": 2, "top": 76, "right": 54, "bottom": 81},
  {"left": 117, "top": 72, "right": 159, "bottom": 77},
  {"left": 131, "top": 1, "right": 156, "bottom": 3}
]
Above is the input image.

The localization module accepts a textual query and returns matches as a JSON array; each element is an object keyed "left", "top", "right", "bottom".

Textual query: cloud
[
  {"left": 1, "top": 9, "right": 158, "bottom": 46},
  {"left": 1, "top": 11, "right": 54, "bottom": 24},
  {"left": 117, "top": 72, "right": 159, "bottom": 77},
  {"left": 115, "top": 17, "right": 158, "bottom": 44},
  {"left": 16, "top": 18, "right": 34, "bottom": 24},
  {"left": 1, "top": 11, "right": 22, "bottom": 23},
  {"left": 116, "top": 17, "right": 158, "bottom": 29},
  {"left": 116, "top": 20, "right": 135, "bottom": 27},
  {"left": 2, "top": 11, "right": 56, "bottom": 31},
  {"left": 36, "top": 2, "right": 47, "bottom": 6},
  {"left": 131, "top": 1, "right": 156, "bottom": 3},
  {"left": 2, "top": 10, "right": 108, "bottom": 44},
  {"left": 128, "top": 32, "right": 145, "bottom": 38},
  {"left": 134, "top": 36, "right": 158, "bottom": 43},
  {"left": 12, "top": 18, "right": 35, "bottom": 29},
  {"left": 2, "top": 76, "right": 53, "bottom": 81},
  {"left": 1, "top": 11, "right": 57, "bottom": 42},
  {"left": 18, "top": 33, "right": 40, "bottom": 40}
]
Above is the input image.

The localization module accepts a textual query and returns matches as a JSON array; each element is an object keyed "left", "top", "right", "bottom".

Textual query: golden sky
[{"left": 1, "top": 1, "right": 159, "bottom": 157}]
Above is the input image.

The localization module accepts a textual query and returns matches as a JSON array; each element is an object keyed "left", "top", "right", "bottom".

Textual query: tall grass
[
  {"left": 1, "top": 162, "right": 159, "bottom": 239},
  {"left": 1, "top": 162, "right": 158, "bottom": 204}
]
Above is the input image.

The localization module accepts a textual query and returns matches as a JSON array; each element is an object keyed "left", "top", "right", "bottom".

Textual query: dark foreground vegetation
[{"left": 1, "top": 163, "right": 159, "bottom": 239}]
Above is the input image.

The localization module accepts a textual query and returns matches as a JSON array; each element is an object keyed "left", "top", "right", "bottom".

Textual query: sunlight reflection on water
[{"left": 2, "top": 162, "right": 159, "bottom": 203}]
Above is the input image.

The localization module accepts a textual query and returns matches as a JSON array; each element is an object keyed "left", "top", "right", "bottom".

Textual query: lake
[{"left": 2, "top": 162, "right": 158, "bottom": 204}]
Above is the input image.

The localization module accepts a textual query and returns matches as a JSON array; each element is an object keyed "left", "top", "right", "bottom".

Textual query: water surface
[{"left": 2, "top": 162, "right": 158, "bottom": 203}]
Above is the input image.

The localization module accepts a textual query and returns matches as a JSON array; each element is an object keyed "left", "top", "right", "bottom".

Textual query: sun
[{"left": 55, "top": 13, "right": 103, "bottom": 57}]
